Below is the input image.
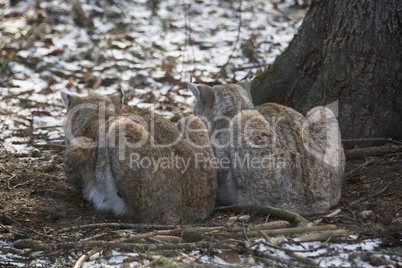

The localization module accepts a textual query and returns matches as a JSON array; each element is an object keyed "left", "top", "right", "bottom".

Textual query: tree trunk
[{"left": 251, "top": 0, "right": 402, "bottom": 147}]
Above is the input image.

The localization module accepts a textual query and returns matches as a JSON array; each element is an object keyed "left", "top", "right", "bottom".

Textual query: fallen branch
[
  {"left": 313, "top": 209, "right": 341, "bottom": 225},
  {"left": 6, "top": 174, "right": 17, "bottom": 190},
  {"left": 80, "top": 232, "right": 116, "bottom": 242},
  {"left": 233, "top": 64, "right": 270, "bottom": 71},
  {"left": 346, "top": 158, "right": 378, "bottom": 177},
  {"left": 297, "top": 229, "right": 347, "bottom": 242},
  {"left": 32, "top": 143, "right": 66, "bottom": 150},
  {"left": 1, "top": 213, "right": 64, "bottom": 242},
  {"left": 345, "top": 145, "right": 402, "bottom": 159},
  {"left": 286, "top": 252, "right": 318, "bottom": 266},
  {"left": 0, "top": 224, "right": 30, "bottom": 239},
  {"left": 15, "top": 241, "right": 238, "bottom": 254},
  {"left": 74, "top": 248, "right": 101, "bottom": 268},
  {"left": 243, "top": 224, "right": 337, "bottom": 237},
  {"left": 217, "top": 205, "right": 310, "bottom": 227},
  {"left": 256, "top": 231, "right": 327, "bottom": 253},
  {"left": 252, "top": 249, "right": 317, "bottom": 268},
  {"left": 342, "top": 138, "right": 402, "bottom": 145},
  {"left": 227, "top": 206, "right": 248, "bottom": 231},
  {"left": 34, "top": 125, "right": 63, "bottom": 129},
  {"left": 55, "top": 223, "right": 181, "bottom": 235}
]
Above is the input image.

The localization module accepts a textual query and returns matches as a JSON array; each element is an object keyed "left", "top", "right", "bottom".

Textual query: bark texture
[{"left": 251, "top": 0, "right": 402, "bottom": 145}]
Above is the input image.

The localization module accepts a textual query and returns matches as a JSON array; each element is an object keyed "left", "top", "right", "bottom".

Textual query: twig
[
  {"left": 242, "top": 219, "right": 249, "bottom": 241},
  {"left": 74, "top": 248, "right": 101, "bottom": 268},
  {"left": 242, "top": 224, "right": 338, "bottom": 237},
  {"left": 1, "top": 213, "right": 64, "bottom": 242},
  {"left": 346, "top": 158, "right": 377, "bottom": 177},
  {"left": 256, "top": 232, "right": 327, "bottom": 253},
  {"left": 202, "top": 232, "right": 240, "bottom": 240},
  {"left": 7, "top": 175, "right": 34, "bottom": 190},
  {"left": 342, "top": 138, "right": 402, "bottom": 145},
  {"left": 217, "top": 205, "right": 310, "bottom": 227},
  {"left": 16, "top": 241, "right": 238, "bottom": 253},
  {"left": 114, "top": 226, "right": 224, "bottom": 243},
  {"left": 2, "top": 90, "right": 35, "bottom": 99},
  {"left": 55, "top": 223, "right": 181, "bottom": 235},
  {"left": 6, "top": 174, "right": 17, "bottom": 190},
  {"left": 226, "top": 206, "right": 248, "bottom": 232},
  {"left": 0, "top": 224, "right": 30, "bottom": 239},
  {"left": 350, "top": 178, "right": 394, "bottom": 207},
  {"left": 296, "top": 229, "right": 347, "bottom": 242},
  {"left": 80, "top": 232, "right": 117, "bottom": 242},
  {"left": 253, "top": 256, "right": 277, "bottom": 267},
  {"left": 34, "top": 125, "right": 63, "bottom": 129},
  {"left": 286, "top": 251, "right": 318, "bottom": 266},
  {"left": 345, "top": 145, "right": 402, "bottom": 159},
  {"left": 233, "top": 64, "right": 270, "bottom": 71},
  {"left": 313, "top": 209, "right": 341, "bottom": 225},
  {"left": 32, "top": 144, "right": 66, "bottom": 150},
  {"left": 252, "top": 249, "right": 317, "bottom": 268}
]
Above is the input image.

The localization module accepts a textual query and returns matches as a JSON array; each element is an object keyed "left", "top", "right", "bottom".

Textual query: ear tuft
[
  {"left": 187, "top": 83, "right": 199, "bottom": 99},
  {"left": 111, "top": 88, "right": 124, "bottom": 106}
]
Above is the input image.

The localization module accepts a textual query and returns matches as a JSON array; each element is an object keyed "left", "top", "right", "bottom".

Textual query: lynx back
[
  {"left": 188, "top": 80, "right": 344, "bottom": 215},
  {"left": 62, "top": 89, "right": 217, "bottom": 224}
]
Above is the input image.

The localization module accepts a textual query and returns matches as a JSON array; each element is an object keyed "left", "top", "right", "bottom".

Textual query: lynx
[
  {"left": 61, "top": 89, "right": 217, "bottom": 224},
  {"left": 188, "top": 80, "right": 345, "bottom": 215}
]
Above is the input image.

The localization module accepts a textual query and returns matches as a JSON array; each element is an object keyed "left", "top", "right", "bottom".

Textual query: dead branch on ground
[
  {"left": 345, "top": 145, "right": 402, "bottom": 159},
  {"left": 15, "top": 241, "right": 239, "bottom": 254}
]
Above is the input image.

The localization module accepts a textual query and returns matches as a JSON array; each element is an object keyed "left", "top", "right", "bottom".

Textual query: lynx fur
[
  {"left": 61, "top": 89, "right": 217, "bottom": 224},
  {"left": 188, "top": 80, "right": 345, "bottom": 215}
]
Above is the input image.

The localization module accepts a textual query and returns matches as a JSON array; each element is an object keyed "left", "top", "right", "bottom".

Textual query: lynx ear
[
  {"left": 237, "top": 79, "right": 252, "bottom": 101},
  {"left": 61, "top": 91, "right": 72, "bottom": 107},
  {"left": 187, "top": 83, "right": 200, "bottom": 99},
  {"left": 188, "top": 83, "right": 214, "bottom": 116},
  {"left": 188, "top": 83, "right": 214, "bottom": 102},
  {"left": 110, "top": 88, "right": 124, "bottom": 106},
  {"left": 237, "top": 78, "right": 251, "bottom": 91}
]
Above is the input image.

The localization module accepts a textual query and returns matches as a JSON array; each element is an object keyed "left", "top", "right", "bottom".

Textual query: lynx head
[
  {"left": 61, "top": 88, "right": 124, "bottom": 113},
  {"left": 188, "top": 79, "right": 254, "bottom": 118},
  {"left": 61, "top": 88, "right": 124, "bottom": 142}
]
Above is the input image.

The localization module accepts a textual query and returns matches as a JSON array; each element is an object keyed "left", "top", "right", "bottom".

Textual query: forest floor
[
  {"left": 0, "top": 146, "right": 401, "bottom": 267},
  {"left": 0, "top": 0, "right": 401, "bottom": 266}
]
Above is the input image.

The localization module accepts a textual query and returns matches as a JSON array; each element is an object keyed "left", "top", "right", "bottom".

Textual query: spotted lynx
[
  {"left": 188, "top": 80, "right": 344, "bottom": 215},
  {"left": 61, "top": 89, "right": 217, "bottom": 224}
]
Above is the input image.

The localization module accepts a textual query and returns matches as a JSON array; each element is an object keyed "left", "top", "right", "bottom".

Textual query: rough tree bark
[{"left": 251, "top": 0, "right": 402, "bottom": 146}]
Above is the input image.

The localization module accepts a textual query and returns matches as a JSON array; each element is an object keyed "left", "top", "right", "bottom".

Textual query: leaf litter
[{"left": 0, "top": 0, "right": 401, "bottom": 267}]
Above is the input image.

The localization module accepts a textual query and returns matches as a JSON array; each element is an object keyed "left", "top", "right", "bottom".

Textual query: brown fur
[
  {"left": 62, "top": 90, "right": 217, "bottom": 224},
  {"left": 188, "top": 80, "right": 345, "bottom": 215}
]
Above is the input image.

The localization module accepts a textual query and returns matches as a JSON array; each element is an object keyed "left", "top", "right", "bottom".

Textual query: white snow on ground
[
  {"left": 0, "top": 0, "right": 304, "bottom": 153},
  {"left": 3, "top": 1, "right": 400, "bottom": 267},
  {"left": 1, "top": 236, "right": 400, "bottom": 267}
]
